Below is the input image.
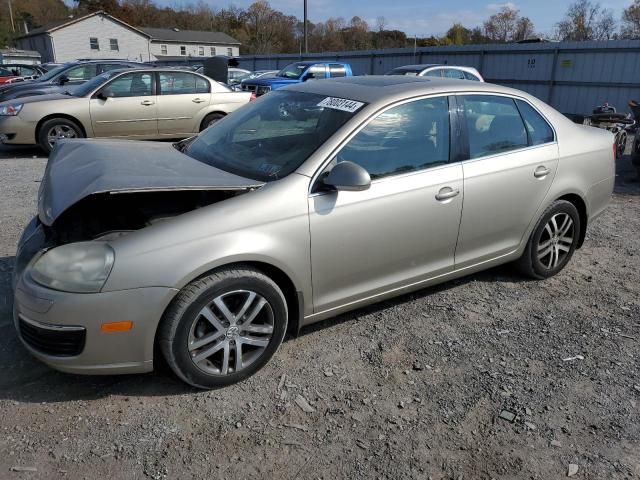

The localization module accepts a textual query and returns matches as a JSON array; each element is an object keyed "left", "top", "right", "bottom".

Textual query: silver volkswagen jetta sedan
[{"left": 13, "top": 76, "right": 614, "bottom": 389}]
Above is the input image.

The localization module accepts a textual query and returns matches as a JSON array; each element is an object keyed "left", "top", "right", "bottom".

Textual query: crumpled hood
[{"left": 38, "top": 139, "right": 264, "bottom": 226}]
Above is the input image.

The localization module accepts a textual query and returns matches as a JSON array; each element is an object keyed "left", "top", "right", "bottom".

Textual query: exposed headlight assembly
[
  {"left": 0, "top": 104, "right": 23, "bottom": 116},
  {"left": 30, "top": 242, "right": 115, "bottom": 293}
]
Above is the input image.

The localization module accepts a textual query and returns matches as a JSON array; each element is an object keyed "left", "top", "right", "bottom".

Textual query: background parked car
[
  {"left": 386, "top": 64, "right": 484, "bottom": 81},
  {"left": 0, "top": 60, "right": 142, "bottom": 102},
  {"left": 0, "top": 68, "right": 251, "bottom": 152},
  {"left": 0, "top": 64, "right": 47, "bottom": 84},
  {"left": 241, "top": 61, "right": 353, "bottom": 96}
]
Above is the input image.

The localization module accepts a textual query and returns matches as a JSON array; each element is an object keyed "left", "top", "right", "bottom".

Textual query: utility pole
[
  {"left": 303, "top": 0, "right": 308, "bottom": 54},
  {"left": 7, "top": 0, "right": 16, "bottom": 33}
]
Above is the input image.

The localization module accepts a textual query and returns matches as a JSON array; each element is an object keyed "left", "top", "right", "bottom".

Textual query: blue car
[{"left": 241, "top": 61, "right": 353, "bottom": 96}]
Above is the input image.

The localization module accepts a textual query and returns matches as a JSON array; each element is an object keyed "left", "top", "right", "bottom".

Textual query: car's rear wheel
[
  {"left": 158, "top": 266, "right": 287, "bottom": 389},
  {"left": 38, "top": 117, "right": 84, "bottom": 153},
  {"left": 200, "top": 112, "right": 225, "bottom": 131},
  {"left": 516, "top": 200, "right": 581, "bottom": 279}
]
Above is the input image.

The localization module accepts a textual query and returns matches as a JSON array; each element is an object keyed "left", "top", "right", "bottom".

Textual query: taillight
[
  {"left": 250, "top": 93, "right": 257, "bottom": 102},
  {"left": 613, "top": 141, "right": 616, "bottom": 159}
]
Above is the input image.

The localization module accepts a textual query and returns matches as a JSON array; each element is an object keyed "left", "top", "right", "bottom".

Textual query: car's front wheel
[
  {"left": 158, "top": 266, "right": 288, "bottom": 389},
  {"left": 38, "top": 117, "right": 84, "bottom": 153},
  {"left": 517, "top": 200, "right": 581, "bottom": 279}
]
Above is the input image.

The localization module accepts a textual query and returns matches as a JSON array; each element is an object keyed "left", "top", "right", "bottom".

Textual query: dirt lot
[{"left": 0, "top": 144, "right": 638, "bottom": 480}]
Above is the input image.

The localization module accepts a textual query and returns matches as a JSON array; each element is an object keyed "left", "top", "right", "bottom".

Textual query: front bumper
[
  {"left": 13, "top": 248, "right": 178, "bottom": 375},
  {"left": 0, "top": 115, "right": 37, "bottom": 145}
]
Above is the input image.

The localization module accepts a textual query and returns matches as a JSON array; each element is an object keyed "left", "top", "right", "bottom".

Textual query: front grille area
[{"left": 19, "top": 316, "right": 86, "bottom": 357}]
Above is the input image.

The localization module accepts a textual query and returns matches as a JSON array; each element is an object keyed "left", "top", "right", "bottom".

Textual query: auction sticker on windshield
[{"left": 317, "top": 97, "right": 365, "bottom": 113}]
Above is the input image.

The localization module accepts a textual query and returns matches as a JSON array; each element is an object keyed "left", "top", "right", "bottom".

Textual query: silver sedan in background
[{"left": 13, "top": 76, "right": 614, "bottom": 388}]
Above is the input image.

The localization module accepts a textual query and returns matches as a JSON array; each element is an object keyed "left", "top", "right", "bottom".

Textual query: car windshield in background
[
  {"left": 71, "top": 71, "right": 118, "bottom": 97},
  {"left": 277, "top": 63, "right": 307, "bottom": 79},
  {"left": 185, "top": 91, "right": 365, "bottom": 181},
  {"left": 36, "top": 64, "right": 69, "bottom": 82}
]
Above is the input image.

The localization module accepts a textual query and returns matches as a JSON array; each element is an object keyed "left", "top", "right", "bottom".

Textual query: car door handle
[
  {"left": 534, "top": 166, "right": 551, "bottom": 178},
  {"left": 192, "top": 98, "right": 206, "bottom": 103},
  {"left": 435, "top": 187, "right": 460, "bottom": 201},
  {"left": 140, "top": 100, "right": 155, "bottom": 106}
]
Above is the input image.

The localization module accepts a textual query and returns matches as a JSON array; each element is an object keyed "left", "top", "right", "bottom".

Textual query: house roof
[
  {"left": 16, "top": 11, "right": 150, "bottom": 39},
  {"left": 139, "top": 28, "right": 240, "bottom": 45},
  {"left": 16, "top": 11, "right": 241, "bottom": 46}
]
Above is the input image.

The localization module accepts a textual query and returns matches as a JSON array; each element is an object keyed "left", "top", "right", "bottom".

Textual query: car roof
[
  {"left": 286, "top": 75, "right": 523, "bottom": 105},
  {"left": 390, "top": 64, "right": 443, "bottom": 70},
  {"left": 287, "top": 60, "right": 346, "bottom": 66}
]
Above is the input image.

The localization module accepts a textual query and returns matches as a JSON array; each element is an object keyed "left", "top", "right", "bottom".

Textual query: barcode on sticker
[{"left": 317, "top": 97, "right": 364, "bottom": 113}]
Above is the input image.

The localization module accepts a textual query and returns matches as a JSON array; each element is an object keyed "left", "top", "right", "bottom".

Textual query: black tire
[
  {"left": 37, "top": 117, "right": 84, "bottom": 153},
  {"left": 200, "top": 112, "right": 225, "bottom": 131},
  {"left": 158, "top": 266, "right": 287, "bottom": 389},
  {"left": 516, "top": 200, "right": 581, "bottom": 279}
]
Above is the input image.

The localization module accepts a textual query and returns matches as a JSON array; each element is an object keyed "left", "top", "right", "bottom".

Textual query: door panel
[
  {"left": 156, "top": 72, "right": 212, "bottom": 135},
  {"left": 309, "top": 95, "right": 462, "bottom": 313},
  {"left": 89, "top": 71, "right": 157, "bottom": 137},
  {"left": 309, "top": 166, "right": 463, "bottom": 312},
  {"left": 455, "top": 94, "right": 559, "bottom": 267}
]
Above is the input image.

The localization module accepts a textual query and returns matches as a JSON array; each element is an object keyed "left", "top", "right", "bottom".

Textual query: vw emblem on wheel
[{"left": 225, "top": 326, "right": 239, "bottom": 339}]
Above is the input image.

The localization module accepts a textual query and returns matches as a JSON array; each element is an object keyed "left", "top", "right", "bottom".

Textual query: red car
[{"left": 0, "top": 64, "right": 46, "bottom": 85}]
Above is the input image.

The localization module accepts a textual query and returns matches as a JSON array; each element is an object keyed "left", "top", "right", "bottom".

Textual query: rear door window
[
  {"left": 423, "top": 68, "right": 444, "bottom": 78},
  {"left": 159, "top": 72, "right": 210, "bottom": 95},
  {"left": 460, "top": 95, "right": 528, "bottom": 159},
  {"left": 337, "top": 96, "right": 450, "bottom": 179},
  {"left": 329, "top": 64, "right": 347, "bottom": 78},
  {"left": 443, "top": 69, "right": 465, "bottom": 79},
  {"left": 463, "top": 71, "right": 480, "bottom": 81},
  {"left": 515, "top": 99, "right": 555, "bottom": 145}
]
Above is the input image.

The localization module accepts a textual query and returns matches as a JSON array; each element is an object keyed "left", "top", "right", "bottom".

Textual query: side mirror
[
  {"left": 302, "top": 72, "right": 314, "bottom": 81},
  {"left": 323, "top": 161, "right": 371, "bottom": 192},
  {"left": 97, "top": 88, "right": 114, "bottom": 100},
  {"left": 58, "top": 74, "right": 69, "bottom": 85}
]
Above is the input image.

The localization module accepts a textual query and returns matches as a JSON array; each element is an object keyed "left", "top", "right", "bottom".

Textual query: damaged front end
[{"left": 13, "top": 139, "right": 264, "bottom": 289}]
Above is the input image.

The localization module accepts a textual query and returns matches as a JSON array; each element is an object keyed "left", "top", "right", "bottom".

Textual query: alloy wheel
[
  {"left": 537, "top": 212, "right": 574, "bottom": 270},
  {"left": 47, "top": 125, "right": 78, "bottom": 148},
  {"left": 187, "top": 290, "right": 274, "bottom": 376}
]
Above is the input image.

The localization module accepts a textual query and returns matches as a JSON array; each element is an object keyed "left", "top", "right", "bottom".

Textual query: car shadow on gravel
[{"left": 0, "top": 145, "right": 45, "bottom": 161}]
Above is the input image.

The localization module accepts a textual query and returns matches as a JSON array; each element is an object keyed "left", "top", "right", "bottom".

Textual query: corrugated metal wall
[{"left": 237, "top": 40, "right": 640, "bottom": 115}]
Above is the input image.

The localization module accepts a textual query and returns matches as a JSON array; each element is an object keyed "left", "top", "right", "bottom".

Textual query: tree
[
  {"left": 445, "top": 23, "right": 472, "bottom": 45},
  {"left": 74, "top": 0, "right": 119, "bottom": 16},
  {"left": 484, "top": 6, "right": 519, "bottom": 42},
  {"left": 556, "top": 0, "right": 617, "bottom": 40},
  {"left": 622, "top": 0, "right": 640, "bottom": 38},
  {"left": 514, "top": 16, "right": 536, "bottom": 41}
]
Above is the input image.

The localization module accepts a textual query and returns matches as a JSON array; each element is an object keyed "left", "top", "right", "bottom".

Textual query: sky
[{"left": 154, "top": 0, "right": 634, "bottom": 37}]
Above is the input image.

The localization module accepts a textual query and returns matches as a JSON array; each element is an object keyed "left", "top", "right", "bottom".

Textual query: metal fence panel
[{"left": 238, "top": 40, "right": 640, "bottom": 114}]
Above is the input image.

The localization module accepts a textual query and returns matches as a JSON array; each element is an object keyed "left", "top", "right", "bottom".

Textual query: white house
[{"left": 15, "top": 11, "right": 241, "bottom": 63}]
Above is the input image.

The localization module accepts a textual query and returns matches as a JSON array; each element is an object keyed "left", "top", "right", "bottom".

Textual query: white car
[{"left": 387, "top": 64, "right": 484, "bottom": 81}]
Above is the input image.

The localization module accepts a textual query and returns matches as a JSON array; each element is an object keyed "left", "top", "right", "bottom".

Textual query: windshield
[
  {"left": 277, "top": 63, "right": 307, "bottom": 79},
  {"left": 185, "top": 90, "right": 365, "bottom": 181},
  {"left": 37, "top": 64, "right": 69, "bottom": 82},
  {"left": 71, "top": 71, "right": 117, "bottom": 97}
]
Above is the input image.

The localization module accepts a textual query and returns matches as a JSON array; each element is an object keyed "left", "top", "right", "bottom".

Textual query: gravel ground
[{"left": 0, "top": 144, "right": 638, "bottom": 480}]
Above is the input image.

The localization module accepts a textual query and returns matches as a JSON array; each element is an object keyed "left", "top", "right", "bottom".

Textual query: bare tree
[
  {"left": 514, "top": 16, "right": 536, "bottom": 41},
  {"left": 556, "top": 0, "right": 617, "bottom": 40}
]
